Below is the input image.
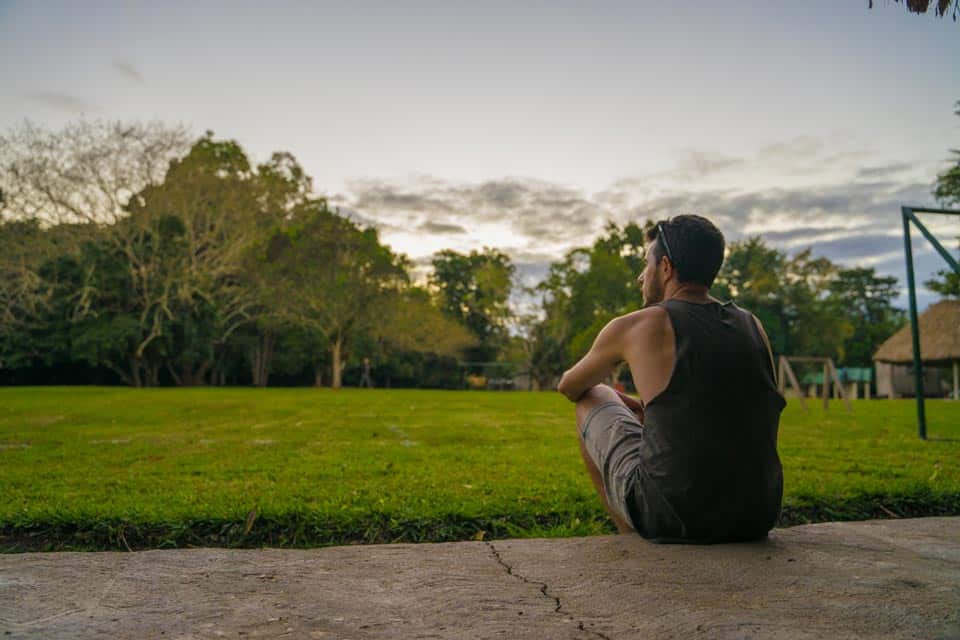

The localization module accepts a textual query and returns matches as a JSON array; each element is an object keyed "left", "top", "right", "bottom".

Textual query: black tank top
[{"left": 628, "top": 299, "right": 786, "bottom": 543}]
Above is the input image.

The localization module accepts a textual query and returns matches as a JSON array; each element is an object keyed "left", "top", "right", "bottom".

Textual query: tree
[
  {"left": 782, "top": 249, "right": 853, "bottom": 360},
  {"left": 0, "top": 219, "right": 53, "bottom": 369},
  {"left": 711, "top": 237, "right": 788, "bottom": 350},
  {"left": 868, "top": 0, "right": 959, "bottom": 20},
  {"left": 0, "top": 219, "right": 99, "bottom": 373},
  {"left": 123, "top": 135, "right": 265, "bottom": 385},
  {"left": 264, "top": 202, "right": 408, "bottom": 388},
  {"left": 0, "top": 120, "right": 192, "bottom": 385},
  {"left": 935, "top": 104, "right": 960, "bottom": 208},
  {"left": 237, "top": 151, "right": 317, "bottom": 386},
  {"left": 65, "top": 236, "right": 166, "bottom": 386},
  {"left": 712, "top": 238, "right": 852, "bottom": 359},
  {"left": 375, "top": 286, "right": 476, "bottom": 357},
  {"left": 527, "top": 221, "right": 647, "bottom": 387},
  {"left": 430, "top": 248, "right": 515, "bottom": 362},
  {"left": 925, "top": 100, "right": 960, "bottom": 298},
  {"left": 827, "top": 268, "right": 905, "bottom": 365},
  {"left": 0, "top": 120, "right": 190, "bottom": 227},
  {"left": 923, "top": 238, "right": 959, "bottom": 298},
  {"left": 512, "top": 311, "right": 569, "bottom": 390}
]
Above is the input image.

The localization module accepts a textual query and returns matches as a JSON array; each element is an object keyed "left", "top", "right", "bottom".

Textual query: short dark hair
[{"left": 645, "top": 215, "right": 725, "bottom": 288}]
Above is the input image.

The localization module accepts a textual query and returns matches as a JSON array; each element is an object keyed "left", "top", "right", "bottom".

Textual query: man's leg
[{"left": 575, "top": 384, "right": 635, "bottom": 534}]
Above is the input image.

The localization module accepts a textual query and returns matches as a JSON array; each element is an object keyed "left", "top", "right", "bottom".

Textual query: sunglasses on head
[{"left": 657, "top": 222, "right": 674, "bottom": 264}]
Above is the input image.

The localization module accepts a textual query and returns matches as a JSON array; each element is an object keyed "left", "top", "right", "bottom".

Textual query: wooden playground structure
[{"left": 777, "top": 356, "right": 852, "bottom": 412}]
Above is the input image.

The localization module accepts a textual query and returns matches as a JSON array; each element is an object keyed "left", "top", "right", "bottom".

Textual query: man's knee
[{"left": 574, "top": 384, "right": 621, "bottom": 429}]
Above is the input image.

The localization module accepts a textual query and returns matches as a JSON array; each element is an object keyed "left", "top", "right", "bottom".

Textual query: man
[{"left": 557, "top": 215, "right": 785, "bottom": 543}]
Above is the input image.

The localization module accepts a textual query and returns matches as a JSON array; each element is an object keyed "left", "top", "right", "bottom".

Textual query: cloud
[
  {"left": 349, "top": 179, "right": 457, "bottom": 215},
  {"left": 24, "top": 92, "right": 97, "bottom": 114},
  {"left": 673, "top": 150, "right": 745, "bottom": 177},
  {"left": 418, "top": 220, "right": 466, "bottom": 234},
  {"left": 620, "top": 179, "right": 937, "bottom": 238},
  {"left": 328, "top": 201, "right": 404, "bottom": 233},
  {"left": 345, "top": 176, "right": 607, "bottom": 245},
  {"left": 856, "top": 163, "right": 913, "bottom": 180},
  {"left": 796, "top": 234, "right": 907, "bottom": 261},
  {"left": 342, "top": 170, "right": 930, "bottom": 265},
  {"left": 342, "top": 170, "right": 940, "bottom": 271},
  {"left": 113, "top": 60, "right": 144, "bottom": 83},
  {"left": 757, "top": 136, "right": 824, "bottom": 161},
  {"left": 337, "top": 134, "right": 949, "bottom": 310}
]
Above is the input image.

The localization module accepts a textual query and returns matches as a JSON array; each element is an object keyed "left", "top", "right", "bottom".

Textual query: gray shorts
[{"left": 579, "top": 400, "right": 646, "bottom": 529}]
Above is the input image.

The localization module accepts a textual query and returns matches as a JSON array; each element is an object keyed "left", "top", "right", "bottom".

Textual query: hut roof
[{"left": 874, "top": 300, "right": 960, "bottom": 364}]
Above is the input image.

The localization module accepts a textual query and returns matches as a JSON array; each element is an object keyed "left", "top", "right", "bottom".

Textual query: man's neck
[{"left": 664, "top": 282, "right": 714, "bottom": 304}]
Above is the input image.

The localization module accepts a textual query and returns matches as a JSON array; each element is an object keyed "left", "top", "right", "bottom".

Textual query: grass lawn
[{"left": 1, "top": 387, "right": 958, "bottom": 551}]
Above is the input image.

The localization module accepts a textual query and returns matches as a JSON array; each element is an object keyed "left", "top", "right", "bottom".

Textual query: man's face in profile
[{"left": 639, "top": 241, "right": 666, "bottom": 306}]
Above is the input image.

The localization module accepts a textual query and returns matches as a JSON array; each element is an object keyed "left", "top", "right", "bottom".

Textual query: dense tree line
[
  {"left": 512, "top": 101, "right": 960, "bottom": 388},
  {"left": 510, "top": 224, "right": 906, "bottom": 390},
  {"left": 0, "top": 123, "right": 473, "bottom": 387},
  {"left": 2, "top": 106, "right": 957, "bottom": 388}
]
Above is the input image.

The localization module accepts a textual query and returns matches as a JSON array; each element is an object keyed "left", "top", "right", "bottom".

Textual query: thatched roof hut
[
  {"left": 874, "top": 300, "right": 960, "bottom": 365},
  {"left": 874, "top": 300, "right": 959, "bottom": 399}
]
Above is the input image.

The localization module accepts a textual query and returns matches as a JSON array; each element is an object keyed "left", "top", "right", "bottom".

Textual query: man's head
[{"left": 639, "top": 214, "right": 725, "bottom": 304}]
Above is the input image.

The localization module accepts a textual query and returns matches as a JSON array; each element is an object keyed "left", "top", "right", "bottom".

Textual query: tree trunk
[
  {"left": 165, "top": 362, "right": 184, "bottom": 386},
  {"left": 172, "top": 362, "right": 209, "bottom": 386},
  {"left": 250, "top": 348, "right": 261, "bottom": 386},
  {"left": 106, "top": 361, "right": 135, "bottom": 387},
  {"left": 146, "top": 361, "right": 160, "bottom": 386},
  {"left": 251, "top": 331, "right": 274, "bottom": 387},
  {"left": 331, "top": 336, "right": 343, "bottom": 389},
  {"left": 129, "top": 356, "right": 143, "bottom": 388},
  {"left": 194, "top": 360, "right": 213, "bottom": 386}
]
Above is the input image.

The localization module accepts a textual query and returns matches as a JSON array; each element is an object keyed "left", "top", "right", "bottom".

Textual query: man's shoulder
[
  {"left": 617, "top": 305, "right": 667, "bottom": 325},
  {"left": 615, "top": 306, "right": 672, "bottom": 343}
]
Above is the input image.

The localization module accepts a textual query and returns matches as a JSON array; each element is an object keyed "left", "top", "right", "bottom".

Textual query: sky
[{"left": 2, "top": 0, "right": 959, "bottom": 310}]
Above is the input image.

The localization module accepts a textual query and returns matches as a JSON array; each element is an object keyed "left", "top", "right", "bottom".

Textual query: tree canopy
[
  {"left": 0, "top": 122, "right": 475, "bottom": 387},
  {"left": 869, "top": 0, "right": 959, "bottom": 20},
  {"left": 0, "top": 117, "right": 923, "bottom": 388},
  {"left": 925, "top": 100, "right": 960, "bottom": 299},
  {"left": 430, "top": 248, "right": 514, "bottom": 363}
]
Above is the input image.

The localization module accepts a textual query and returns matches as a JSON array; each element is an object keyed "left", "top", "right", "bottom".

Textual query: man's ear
[{"left": 661, "top": 255, "right": 675, "bottom": 281}]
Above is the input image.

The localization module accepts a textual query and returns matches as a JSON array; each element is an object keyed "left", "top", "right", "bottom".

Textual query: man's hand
[{"left": 615, "top": 389, "right": 644, "bottom": 422}]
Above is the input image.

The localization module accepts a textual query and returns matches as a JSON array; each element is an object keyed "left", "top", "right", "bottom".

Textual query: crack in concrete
[
  {"left": 485, "top": 541, "right": 612, "bottom": 640},
  {"left": 579, "top": 620, "right": 613, "bottom": 639},
  {"left": 485, "top": 540, "right": 561, "bottom": 612}
]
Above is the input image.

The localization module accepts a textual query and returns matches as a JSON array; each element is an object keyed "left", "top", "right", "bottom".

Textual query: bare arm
[
  {"left": 556, "top": 317, "right": 627, "bottom": 402},
  {"left": 751, "top": 313, "right": 776, "bottom": 373}
]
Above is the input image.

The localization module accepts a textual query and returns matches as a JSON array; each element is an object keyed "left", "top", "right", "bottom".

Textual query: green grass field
[{"left": 1, "top": 387, "right": 958, "bottom": 552}]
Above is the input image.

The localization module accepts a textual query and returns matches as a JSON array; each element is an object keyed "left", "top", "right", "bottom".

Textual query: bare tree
[
  {"left": 0, "top": 120, "right": 191, "bottom": 226},
  {"left": 0, "top": 220, "right": 50, "bottom": 365},
  {"left": 0, "top": 120, "right": 192, "bottom": 384}
]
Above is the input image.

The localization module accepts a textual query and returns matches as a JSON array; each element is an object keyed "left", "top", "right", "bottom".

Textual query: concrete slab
[{"left": 0, "top": 517, "right": 957, "bottom": 639}]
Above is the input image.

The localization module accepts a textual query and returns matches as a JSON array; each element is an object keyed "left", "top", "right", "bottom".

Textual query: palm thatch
[
  {"left": 874, "top": 300, "right": 960, "bottom": 364},
  {"left": 869, "top": 0, "right": 959, "bottom": 19}
]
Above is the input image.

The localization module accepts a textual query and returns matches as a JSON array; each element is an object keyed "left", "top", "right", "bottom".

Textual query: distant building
[{"left": 873, "top": 300, "right": 960, "bottom": 400}]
